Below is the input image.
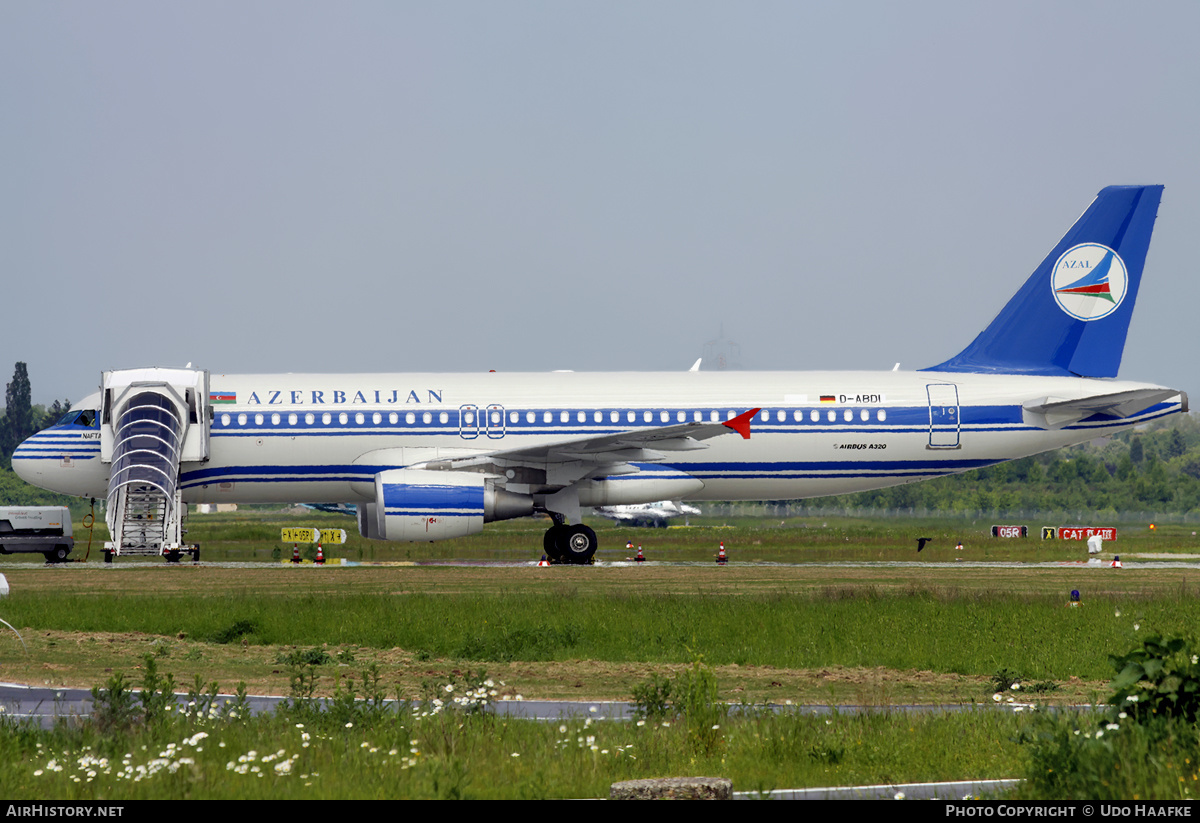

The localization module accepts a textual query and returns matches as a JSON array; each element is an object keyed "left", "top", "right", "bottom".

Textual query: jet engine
[{"left": 357, "top": 469, "right": 532, "bottom": 542}]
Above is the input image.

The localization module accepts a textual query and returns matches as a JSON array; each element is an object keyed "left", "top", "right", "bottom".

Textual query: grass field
[
  {"left": 2, "top": 511, "right": 1199, "bottom": 701},
  {"left": 1, "top": 510, "right": 1199, "bottom": 798},
  {"left": 16, "top": 505, "right": 1199, "bottom": 566}
]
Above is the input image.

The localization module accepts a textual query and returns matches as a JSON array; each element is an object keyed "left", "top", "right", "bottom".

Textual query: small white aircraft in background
[
  {"left": 593, "top": 500, "right": 701, "bottom": 528},
  {"left": 13, "top": 186, "right": 1187, "bottom": 564}
]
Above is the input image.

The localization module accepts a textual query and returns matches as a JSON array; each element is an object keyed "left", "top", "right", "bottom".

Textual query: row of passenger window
[
  {"left": 506, "top": 408, "right": 888, "bottom": 425},
  {"left": 220, "top": 411, "right": 450, "bottom": 427},
  {"left": 217, "top": 407, "right": 889, "bottom": 428}
]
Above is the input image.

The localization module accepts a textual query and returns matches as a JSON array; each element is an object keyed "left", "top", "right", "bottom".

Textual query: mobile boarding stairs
[{"left": 101, "top": 368, "right": 210, "bottom": 562}]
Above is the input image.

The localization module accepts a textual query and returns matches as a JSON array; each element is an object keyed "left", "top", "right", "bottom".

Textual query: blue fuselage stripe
[{"left": 18, "top": 401, "right": 1181, "bottom": 493}]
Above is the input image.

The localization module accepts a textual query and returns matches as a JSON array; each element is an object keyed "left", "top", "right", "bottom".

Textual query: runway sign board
[
  {"left": 1057, "top": 527, "right": 1118, "bottom": 542},
  {"left": 991, "top": 525, "right": 1028, "bottom": 538},
  {"left": 280, "top": 528, "right": 347, "bottom": 544}
]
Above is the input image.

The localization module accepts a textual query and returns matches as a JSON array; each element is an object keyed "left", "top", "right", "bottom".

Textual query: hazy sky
[{"left": 3, "top": 1, "right": 1198, "bottom": 406}]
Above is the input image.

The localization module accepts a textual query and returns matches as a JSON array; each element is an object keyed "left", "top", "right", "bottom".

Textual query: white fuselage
[{"left": 14, "top": 369, "right": 1184, "bottom": 507}]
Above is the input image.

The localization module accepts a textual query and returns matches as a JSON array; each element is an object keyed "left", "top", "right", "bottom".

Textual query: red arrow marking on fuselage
[{"left": 723, "top": 408, "right": 762, "bottom": 440}]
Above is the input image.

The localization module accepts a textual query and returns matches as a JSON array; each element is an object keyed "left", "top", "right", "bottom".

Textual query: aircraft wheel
[
  {"left": 543, "top": 525, "right": 567, "bottom": 562},
  {"left": 562, "top": 524, "right": 597, "bottom": 564}
]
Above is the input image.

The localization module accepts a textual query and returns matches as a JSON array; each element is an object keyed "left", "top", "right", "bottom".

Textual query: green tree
[
  {"left": 1, "top": 362, "right": 33, "bottom": 469},
  {"left": 1165, "top": 429, "right": 1187, "bottom": 460},
  {"left": 1130, "top": 436, "right": 1145, "bottom": 466},
  {"left": 39, "top": 398, "right": 70, "bottom": 430},
  {"left": 1179, "top": 452, "right": 1200, "bottom": 482}
]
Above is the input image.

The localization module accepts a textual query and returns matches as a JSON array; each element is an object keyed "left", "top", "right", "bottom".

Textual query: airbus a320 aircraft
[
  {"left": 593, "top": 500, "right": 702, "bottom": 528},
  {"left": 12, "top": 186, "right": 1187, "bottom": 564}
]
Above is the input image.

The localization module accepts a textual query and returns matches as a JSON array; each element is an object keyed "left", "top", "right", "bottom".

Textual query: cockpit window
[{"left": 55, "top": 410, "right": 97, "bottom": 428}]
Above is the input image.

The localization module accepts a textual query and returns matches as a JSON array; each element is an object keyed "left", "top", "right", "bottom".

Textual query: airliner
[
  {"left": 593, "top": 500, "right": 702, "bottom": 528},
  {"left": 12, "top": 185, "right": 1187, "bottom": 564}
]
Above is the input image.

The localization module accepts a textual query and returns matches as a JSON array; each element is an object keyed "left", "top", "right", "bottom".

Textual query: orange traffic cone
[
  {"left": 315, "top": 543, "right": 325, "bottom": 565},
  {"left": 291, "top": 543, "right": 301, "bottom": 564},
  {"left": 635, "top": 545, "right": 645, "bottom": 562},
  {"left": 717, "top": 541, "right": 727, "bottom": 565}
]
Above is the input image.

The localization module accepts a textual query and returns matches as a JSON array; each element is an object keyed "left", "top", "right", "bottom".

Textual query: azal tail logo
[{"left": 1051, "top": 243, "right": 1128, "bottom": 322}]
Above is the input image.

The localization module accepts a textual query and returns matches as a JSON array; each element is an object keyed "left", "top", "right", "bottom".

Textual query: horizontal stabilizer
[{"left": 1022, "top": 388, "right": 1186, "bottom": 430}]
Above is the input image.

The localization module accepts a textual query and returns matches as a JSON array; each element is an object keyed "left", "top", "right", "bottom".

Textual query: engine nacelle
[
  {"left": 357, "top": 469, "right": 533, "bottom": 542},
  {"left": 577, "top": 465, "right": 704, "bottom": 507}
]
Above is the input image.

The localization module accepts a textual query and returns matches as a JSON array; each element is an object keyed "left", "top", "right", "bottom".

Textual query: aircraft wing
[
  {"left": 488, "top": 407, "right": 760, "bottom": 462},
  {"left": 1023, "top": 389, "right": 1185, "bottom": 430},
  {"left": 416, "top": 408, "right": 761, "bottom": 480}
]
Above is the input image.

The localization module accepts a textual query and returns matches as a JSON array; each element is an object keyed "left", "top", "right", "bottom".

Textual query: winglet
[{"left": 723, "top": 408, "right": 761, "bottom": 440}]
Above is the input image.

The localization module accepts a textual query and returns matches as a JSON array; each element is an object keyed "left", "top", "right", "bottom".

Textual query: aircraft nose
[
  {"left": 10, "top": 433, "right": 42, "bottom": 484},
  {"left": 9, "top": 425, "right": 106, "bottom": 499}
]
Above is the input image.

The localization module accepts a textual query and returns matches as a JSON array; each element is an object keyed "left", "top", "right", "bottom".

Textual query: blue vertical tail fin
[{"left": 925, "top": 185, "right": 1163, "bottom": 377}]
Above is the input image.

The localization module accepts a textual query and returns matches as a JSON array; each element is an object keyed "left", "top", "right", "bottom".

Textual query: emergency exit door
[{"left": 926, "top": 383, "right": 960, "bottom": 449}]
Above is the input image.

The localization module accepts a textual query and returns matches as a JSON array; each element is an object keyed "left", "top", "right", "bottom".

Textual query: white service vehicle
[{"left": 0, "top": 506, "right": 74, "bottom": 563}]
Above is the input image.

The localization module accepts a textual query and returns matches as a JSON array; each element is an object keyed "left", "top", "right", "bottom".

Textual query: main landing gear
[{"left": 542, "top": 517, "right": 598, "bottom": 565}]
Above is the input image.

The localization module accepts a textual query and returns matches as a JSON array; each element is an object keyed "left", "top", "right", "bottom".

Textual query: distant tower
[{"left": 702, "top": 325, "right": 743, "bottom": 370}]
